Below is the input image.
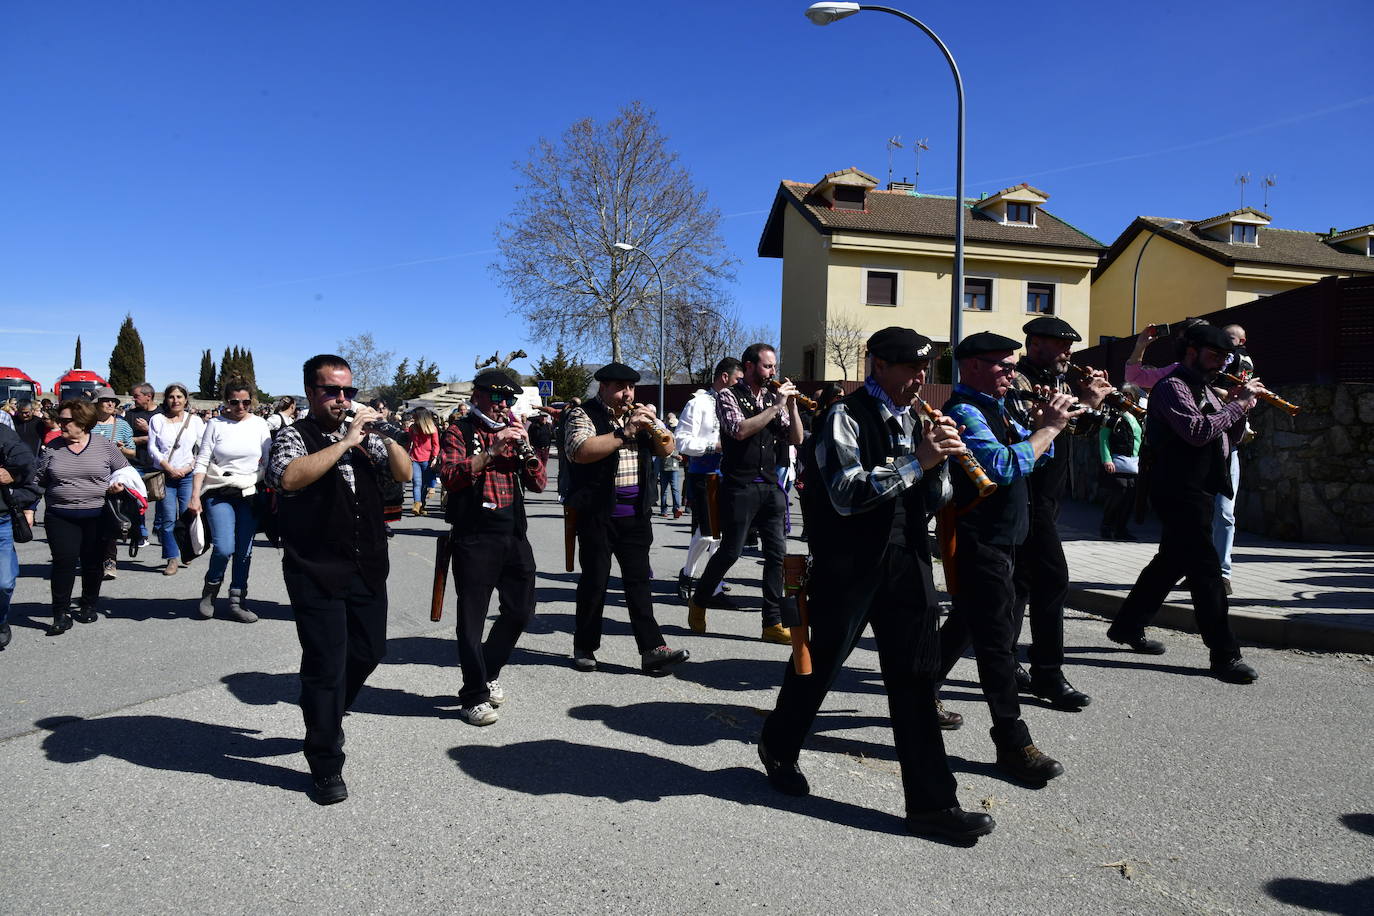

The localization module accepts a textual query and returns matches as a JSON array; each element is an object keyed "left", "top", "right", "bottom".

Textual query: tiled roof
[
  {"left": 987, "top": 182, "right": 1051, "bottom": 199},
  {"left": 1095, "top": 216, "right": 1374, "bottom": 278},
  {"left": 758, "top": 181, "right": 1105, "bottom": 258},
  {"left": 1195, "top": 206, "right": 1273, "bottom": 225}
]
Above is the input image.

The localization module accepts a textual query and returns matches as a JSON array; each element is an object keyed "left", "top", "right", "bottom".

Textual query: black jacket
[{"left": 0, "top": 425, "right": 40, "bottom": 513}]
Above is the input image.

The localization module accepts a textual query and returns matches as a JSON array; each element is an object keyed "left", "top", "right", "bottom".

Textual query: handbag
[
  {"left": 144, "top": 418, "right": 192, "bottom": 503},
  {"left": 3, "top": 488, "right": 33, "bottom": 544}
]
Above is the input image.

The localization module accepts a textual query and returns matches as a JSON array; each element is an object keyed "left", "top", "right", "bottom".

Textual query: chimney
[{"left": 887, "top": 181, "right": 915, "bottom": 193}]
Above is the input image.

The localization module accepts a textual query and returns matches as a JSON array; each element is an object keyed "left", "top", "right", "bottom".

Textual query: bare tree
[
  {"left": 336, "top": 332, "right": 395, "bottom": 392},
  {"left": 824, "top": 313, "right": 868, "bottom": 381},
  {"left": 491, "top": 101, "right": 736, "bottom": 363}
]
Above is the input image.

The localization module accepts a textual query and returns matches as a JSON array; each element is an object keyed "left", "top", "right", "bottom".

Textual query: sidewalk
[{"left": 1051, "top": 499, "right": 1374, "bottom": 654}]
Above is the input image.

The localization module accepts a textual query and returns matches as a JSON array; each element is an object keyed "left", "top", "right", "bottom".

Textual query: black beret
[
  {"left": 472, "top": 369, "right": 520, "bottom": 393},
  {"left": 867, "top": 326, "right": 935, "bottom": 364},
  {"left": 953, "top": 331, "right": 1021, "bottom": 360},
  {"left": 593, "top": 362, "right": 641, "bottom": 383},
  {"left": 1183, "top": 322, "right": 1237, "bottom": 353},
  {"left": 1022, "top": 316, "right": 1082, "bottom": 341}
]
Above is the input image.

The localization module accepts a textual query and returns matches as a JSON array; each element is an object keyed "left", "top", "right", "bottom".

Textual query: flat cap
[
  {"left": 94, "top": 386, "right": 119, "bottom": 402},
  {"left": 867, "top": 326, "right": 935, "bottom": 364},
  {"left": 953, "top": 332, "right": 1021, "bottom": 360},
  {"left": 1183, "top": 322, "right": 1237, "bottom": 353},
  {"left": 472, "top": 368, "right": 520, "bottom": 393},
  {"left": 1022, "top": 316, "right": 1082, "bottom": 341},
  {"left": 593, "top": 362, "right": 641, "bottom": 383}
]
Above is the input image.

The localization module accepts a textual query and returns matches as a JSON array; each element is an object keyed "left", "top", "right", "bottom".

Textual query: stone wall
[{"left": 1068, "top": 383, "right": 1374, "bottom": 545}]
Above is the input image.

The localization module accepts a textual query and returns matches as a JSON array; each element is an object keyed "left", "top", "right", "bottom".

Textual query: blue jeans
[
  {"left": 659, "top": 469, "right": 682, "bottom": 512},
  {"left": 159, "top": 475, "right": 196, "bottom": 559},
  {"left": 205, "top": 492, "right": 257, "bottom": 590},
  {"left": 1212, "top": 450, "right": 1240, "bottom": 579},
  {"left": 0, "top": 515, "right": 15, "bottom": 626},
  {"left": 411, "top": 460, "right": 436, "bottom": 503}
]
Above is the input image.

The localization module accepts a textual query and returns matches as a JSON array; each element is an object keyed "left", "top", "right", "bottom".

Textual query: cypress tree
[
  {"left": 107, "top": 313, "right": 146, "bottom": 394},
  {"left": 198, "top": 350, "right": 216, "bottom": 399},
  {"left": 217, "top": 346, "right": 233, "bottom": 393},
  {"left": 74, "top": 336, "right": 83, "bottom": 370}
]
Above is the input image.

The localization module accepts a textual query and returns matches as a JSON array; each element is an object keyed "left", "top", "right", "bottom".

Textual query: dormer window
[
  {"left": 1007, "top": 203, "right": 1034, "bottom": 225},
  {"left": 832, "top": 186, "right": 866, "bottom": 211},
  {"left": 1231, "top": 224, "right": 1258, "bottom": 245}
]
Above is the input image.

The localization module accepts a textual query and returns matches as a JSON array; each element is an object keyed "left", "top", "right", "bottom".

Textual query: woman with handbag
[
  {"left": 187, "top": 382, "right": 271, "bottom": 622},
  {"left": 148, "top": 383, "right": 205, "bottom": 576},
  {"left": 33, "top": 400, "right": 130, "bottom": 634},
  {"left": 406, "top": 407, "right": 439, "bottom": 516}
]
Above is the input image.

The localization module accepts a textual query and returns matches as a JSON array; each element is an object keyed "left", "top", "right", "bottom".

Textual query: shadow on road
[
  {"left": 1265, "top": 813, "right": 1374, "bottom": 915},
  {"left": 34, "top": 714, "right": 302, "bottom": 791},
  {"left": 221, "top": 671, "right": 463, "bottom": 719}
]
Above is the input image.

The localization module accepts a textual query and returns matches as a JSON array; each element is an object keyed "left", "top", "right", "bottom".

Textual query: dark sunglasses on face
[
  {"left": 976, "top": 357, "right": 1020, "bottom": 374},
  {"left": 488, "top": 393, "right": 518, "bottom": 405},
  {"left": 311, "top": 385, "right": 359, "bottom": 400},
  {"left": 225, "top": 399, "right": 252, "bottom": 407}
]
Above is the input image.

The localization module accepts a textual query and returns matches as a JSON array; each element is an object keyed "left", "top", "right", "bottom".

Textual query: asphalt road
[{"left": 2, "top": 469, "right": 1371, "bottom": 914}]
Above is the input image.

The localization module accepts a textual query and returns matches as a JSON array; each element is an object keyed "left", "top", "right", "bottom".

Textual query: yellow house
[
  {"left": 758, "top": 168, "right": 1105, "bottom": 380},
  {"left": 1091, "top": 210, "right": 1374, "bottom": 340}
]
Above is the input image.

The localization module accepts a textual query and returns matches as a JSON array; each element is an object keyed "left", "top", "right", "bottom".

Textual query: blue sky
[{"left": 3, "top": 0, "right": 1371, "bottom": 395}]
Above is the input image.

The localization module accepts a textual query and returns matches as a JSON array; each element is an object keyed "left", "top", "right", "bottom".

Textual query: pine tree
[
  {"left": 107, "top": 313, "right": 146, "bottom": 394},
  {"left": 74, "top": 336, "right": 83, "bottom": 370},
  {"left": 198, "top": 350, "right": 216, "bottom": 399},
  {"left": 532, "top": 342, "right": 591, "bottom": 401}
]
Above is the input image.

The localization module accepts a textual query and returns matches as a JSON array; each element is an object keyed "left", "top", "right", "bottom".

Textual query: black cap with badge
[
  {"left": 593, "top": 362, "right": 641, "bottom": 383},
  {"left": 473, "top": 368, "right": 520, "bottom": 394},
  {"left": 953, "top": 331, "right": 1021, "bottom": 361},
  {"left": 866, "top": 326, "right": 934, "bottom": 364},
  {"left": 1022, "top": 316, "right": 1082, "bottom": 341}
]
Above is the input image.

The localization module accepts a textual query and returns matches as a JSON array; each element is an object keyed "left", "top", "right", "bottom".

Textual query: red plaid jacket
[{"left": 437, "top": 417, "right": 547, "bottom": 507}]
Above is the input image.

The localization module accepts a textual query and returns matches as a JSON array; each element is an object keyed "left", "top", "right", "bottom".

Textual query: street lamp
[
  {"left": 613, "top": 241, "right": 667, "bottom": 418},
  {"left": 1130, "top": 219, "right": 1186, "bottom": 335},
  {"left": 805, "top": 2, "right": 966, "bottom": 382}
]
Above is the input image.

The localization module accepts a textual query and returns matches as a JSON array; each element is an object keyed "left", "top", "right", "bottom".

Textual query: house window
[
  {"left": 1367, "top": 238, "right": 1374, "bottom": 256},
  {"left": 963, "top": 277, "right": 992, "bottom": 311},
  {"left": 1026, "top": 282, "right": 1054, "bottom": 314},
  {"left": 1231, "top": 224, "right": 1258, "bottom": 245},
  {"left": 1006, "top": 203, "right": 1034, "bottom": 225},
  {"left": 832, "top": 186, "right": 866, "bottom": 211},
  {"left": 803, "top": 347, "right": 816, "bottom": 380},
  {"left": 866, "top": 270, "right": 898, "bottom": 306}
]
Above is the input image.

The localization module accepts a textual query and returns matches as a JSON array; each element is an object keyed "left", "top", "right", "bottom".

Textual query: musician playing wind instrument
[
  {"left": 687, "top": 343, "right": 803, "bottom": 645},
  {"left": 563, "top": 362, "right": 689, "bottom": 675}
]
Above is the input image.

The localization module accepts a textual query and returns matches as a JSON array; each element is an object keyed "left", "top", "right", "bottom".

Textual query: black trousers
[
  {"left": 937, "top": 535, "right": 1031, "bottom": 750},
  {"left": 693, "top": 480, "right": 785, "bottom": 626},
  {"left": 684, "top": 471, "right": 710, "bottom": 537},
  {"left": 763, "top": 547, "right": 957, "bottom": 814},
  {"left": 46, "top": 510, "right": 104, "bottom": 611},
  {"left": 1011, "top": 501, "right": 1069, "bottom": 673},
  {"left": 285, "top": 570, "right": 388, "bottom": 778},
  {"left": 451, "top": 531, "right": 536, "bottom": 707},
  {"left": 1113, "top": 489, "right": 1240, "bottom": 663},
  {"left": 574, "top": 512, "right": 665, "bottom": 654},
  {"left": 1099, "top": 472, "right": 1136, "bottom": 535}
]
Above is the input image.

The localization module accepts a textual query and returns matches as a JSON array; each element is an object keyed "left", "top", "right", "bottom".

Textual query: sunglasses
[
  {"left": 976, "top": 357, "right": 1020, "bottom": 374},
  {"left": 488, "top": 393, "right": 518, "bottom": 405},
  {"left": 311, "top": 385, "right": 359, "bottom": 400},
  {"left": 225, "top": 399, "right": 252, "bottom": 407}
]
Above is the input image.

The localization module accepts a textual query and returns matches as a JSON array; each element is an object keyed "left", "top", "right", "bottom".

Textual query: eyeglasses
[
  {"left": 487, "top": 393, "right": 518, "bottom": 405},
  {"left": 311, "top": 385, "right": 359, "bottom": 400},
  {"left": 225, "top": 399, "right": 252, "bottom": 407},
  {"left": 975, "top": 357, "right": 1020, "bottom": 375}
]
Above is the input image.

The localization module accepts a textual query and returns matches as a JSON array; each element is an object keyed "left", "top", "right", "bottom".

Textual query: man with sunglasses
[
  {"left": 437, "top": 369, "right": 547, "bottom": 726},
  {"left": 266, "top": 354, "right": 411, "bottom": 805},
  {"left": 935, "top": 332, "right": 1078, "bottom": 786}
]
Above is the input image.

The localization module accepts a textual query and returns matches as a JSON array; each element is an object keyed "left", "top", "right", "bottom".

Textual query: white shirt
[
  {"left": 148, "top": 412, "right": 206, "bottom": 470},
  {"left": 675, "top": 388, "right": 721, "bottom": 457},
  {"left": 195, "top": 414, "right": 272, "bottom": 477}
]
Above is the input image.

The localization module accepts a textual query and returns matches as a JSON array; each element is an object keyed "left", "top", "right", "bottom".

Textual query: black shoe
[
  {"left": 47, "top": 608, "right": 71, "bottom": 636},
  {"left": 996, "top": 743, "right": 1065, "bottom": 785},
  {"left": 572, "top": 649, "right": 597, "bottom": 672},
  {"left": 1014, "top": 664, "right": 1033, "bottom": 694},
  {"left": 1210, "top": 657, "right": 1258, "bottom": 684},
  {"left": 757, "top": 741, "right": 809, "bottom": 797},
  {"left": 1106, "top": 625, "right": 1166, "bottom": 655},
  {"left": 1030, "top": 671, "right": 1092, "bottom": 710},
  {"left": 74, "top": 603, "right": 99, "bottom": 625},
  {"left": 935, "top": 699, "right": 963, "bottom": 731},
  {"left": 0, "top": 623, "right": 11, "bottom": 650},
  {"left": 905, "top": 807, "right": 996, "bottom": 843},
  {"left": 311, "top": 773, "right": 348, "bottom": 805},
  {"left": 676, "top": 572, "right": 695, "bottom": 602},
  {"left": 641, "top": 645, "right": 689, "bottom": 675},
  {"left": 704, "top": 591, "right": 739, "bottom": 610}
]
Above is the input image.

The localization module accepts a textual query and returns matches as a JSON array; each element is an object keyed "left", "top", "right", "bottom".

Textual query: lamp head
[
  {"left": 1163, "top": 219, "right": 1186, "bottom": 231},
  {"left": 805, "top": 2, "right": 861, "bottom": 25},
  {"left": 613, "top": 242, "right": 636, "bottom": 252}
]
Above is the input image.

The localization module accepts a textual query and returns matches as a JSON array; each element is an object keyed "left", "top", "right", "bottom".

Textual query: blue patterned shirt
[{"left": 944, "top": 384, "right": 1049, "bottom": 486}]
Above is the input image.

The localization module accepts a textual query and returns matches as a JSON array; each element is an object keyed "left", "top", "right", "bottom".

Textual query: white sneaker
[
  {"left": 487, "top": 680, "right": 505, "bottom": 706},
  {"left": 459, "top": 702, "right": 499, "bottom": 727}
]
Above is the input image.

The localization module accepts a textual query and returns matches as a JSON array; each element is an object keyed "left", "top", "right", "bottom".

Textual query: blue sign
[{"left": 536, "top": 379, "right": 553, "bottom": 398}]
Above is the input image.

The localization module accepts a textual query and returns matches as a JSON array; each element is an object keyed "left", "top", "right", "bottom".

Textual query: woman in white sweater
[
  {"left": 188, "top": 382, "right": 271, "bottom": 622},
  {"left": 147, "top": 383, "right": 205, "bottom": 576}
]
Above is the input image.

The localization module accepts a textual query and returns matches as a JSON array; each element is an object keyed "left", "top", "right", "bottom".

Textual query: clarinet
[
  {"left": 1006, "top": 388, "right": 1106, "bottom": 426},
  {"left": 913, "top": 396, "right": 997, "bottom": 498},
  {"left": 467, "top": 405, "right": 543, "bottom": 471},
  {"left": 1220, "top": 372, "right": 1302, "bottom": 416},
  {"left": 1065, "top": 364, "right": 1146, "bottom": 419},
  {"left": 768, "top": 379, "right": 819, "bottom": 411}
]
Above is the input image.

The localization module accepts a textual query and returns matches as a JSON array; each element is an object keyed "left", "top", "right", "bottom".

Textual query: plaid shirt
[
  {"left": 266, "top": 422, "right": 390, "bottom": 495},
  {"left": 438, "top": 417, "right": 547, "bottom": 508},
  {"left": 717, "top": 382, "right": 790, "bottom": 440},
  {"left": 945, "top": 384, "right": 1048, "bottom": 487},
  {"left": 565, "top": 398, "right": 641, "bottom": 488}
]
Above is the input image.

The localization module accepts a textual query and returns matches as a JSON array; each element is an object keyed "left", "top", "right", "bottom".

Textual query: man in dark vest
[
  {"left": 1109, "top": 323, "right": 1264, "bottom": 683},
  {"left": 437, "top": 368, "right": 547, "bottom": 727},
  {"left": 687, "top": 343, "right": 803, "bottom": 644},
  {"left": 266, "top": 354, "right": 411, "bottom": 805},
  {"left": 935, "top": 332, "right": 1077, "bottom": 785},
  {"left": 1002, "top": 315, "right": 1109, "bottom": 711},
  {"left": 564, "top": 362, "right": 688, "bottom": 675},
  {"left": 759, "top": 327, "right": 995, "bottom": 843}
]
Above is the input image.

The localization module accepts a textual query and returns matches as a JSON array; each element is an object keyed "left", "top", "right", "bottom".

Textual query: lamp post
[
  {"left": 1130, "top": 220, "right": 1186, "bottom": 335},
  {"left": 805, "top": 2, "right": 966, "bottom": 382},
  {"left": 613, "top": 242, "right": 667, "bottom": 418}
]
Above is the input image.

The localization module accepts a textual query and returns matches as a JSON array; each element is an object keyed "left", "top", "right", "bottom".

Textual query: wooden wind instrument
[
  {"left": 430, "top": 532, "right": 451, "bottom": 622},
  {"left": 782, "top": 554, "right": 813, "bottom": 676},
  {"left": 563, "top": 508, "right": 577, "bottom": 573},
  {"left": 1220, "top": 373, "right": 1301, "bottom": 416},
  {"left": 1066, "top": 364, "right": 1147, "bottom": 419},
  {"left": 914, "top": 396, "right": 998, "bottom": 498},
  {"left": 705, "top": 473, "right": 721, "bottom": 539},
  {"left": 629, "top": 404, "right": 675, "bottom": 448},
  {"left": 768, "top": 378, "right": 818, "bottom": 411}
]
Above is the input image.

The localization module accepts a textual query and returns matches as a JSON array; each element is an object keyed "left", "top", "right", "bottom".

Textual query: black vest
[
  {"left": 1145, "top": 366, "right": 1230, "bottom": 499},
  {"left": 279, "top": 417, "right": 389, "bottom": 596},
  {"left": 719, "top": 382, "right": 782, "bottom": 486},
  {"left": 943, "top": 389, "right": 1030, "bottom": 546},
  {"left": 565, "top": 398, "right": 654, "bottom": 518},
  {"left": 442, "top": 417, "right": 528, "bottom": 536}
]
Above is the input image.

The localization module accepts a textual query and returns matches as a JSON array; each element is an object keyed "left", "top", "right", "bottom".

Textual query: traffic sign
[{"left": 537, "top": 379, "right": 553, "bottom": 398}]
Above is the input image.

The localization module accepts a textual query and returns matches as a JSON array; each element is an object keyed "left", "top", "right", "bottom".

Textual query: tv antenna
[
  {"left": 1235, "top": 171, "right": 1252, "bottom": 207},
  {"left": 886, "top": 136, "right": 903, "bottom": 185},
  {"left": 912, "top": 138, "right": 930, "bottom": 192},
  {"left": 1261, "top": 174, "right": 1277, "bottom": 211}
]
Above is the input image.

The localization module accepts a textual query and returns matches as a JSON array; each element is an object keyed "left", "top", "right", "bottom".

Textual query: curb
[{"left": 1068, "top": 587, "right": 1374, "bottom": 655}]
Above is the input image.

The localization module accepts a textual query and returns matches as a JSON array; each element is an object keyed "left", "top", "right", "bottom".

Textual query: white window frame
[{"left": 1004, "top": 202, "right": 1037, "bottom": 227}]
